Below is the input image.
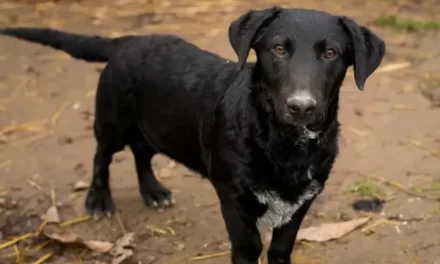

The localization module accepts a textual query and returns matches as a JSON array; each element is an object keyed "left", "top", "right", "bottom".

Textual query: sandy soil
[{"left": 1, "top": 0, "right": 439, "bottom": 263}]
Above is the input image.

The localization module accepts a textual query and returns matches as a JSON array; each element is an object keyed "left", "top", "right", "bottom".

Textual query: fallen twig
[
  {"left": 0, "top": 119, "right": 48, "bottom": 136},
  {"left": 13, "top": 244, "right": 21, "bottom": 263},
  {"left": 0, "top": 233, "right": 33, "bottom": 250},
  {"left": 59, "top": 216, "right": 90, "bottom": 227},
  {"left": 407, "top": 140, "right": 440, "bottom": 157},
  {"left": 190, "top": 250, "right": 231, "bottom": 261},
  {"left": 27, "top": 179, "right": 43, "bottom": 191},
  {"left": 392, "top": 104, "right": 416, "bottom": 111},
  {"left": 30, "top": 240, "right": 50, "bottom": 251},
  {"left": 11, "top": 132, "right": 52, "bottom": 146},
  {"left": 145, "top": 225, "right": 168, "bottom": 235},
  {"left": 51, "top": 102, "right": 71, "bottom": 127},
  {"left": 361, "top": 218, "right": 401, "bottom": 234},
  {"left": 32, "top": 252, "right": 53, "bottom": 264},
  {"left": 36, "top": 220, "right": 48, "bottom": 236},
  {"left": 50, "top": 189, "right": 56, "bottom": 206}
]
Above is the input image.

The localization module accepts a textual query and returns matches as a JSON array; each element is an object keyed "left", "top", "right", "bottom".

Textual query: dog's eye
[
  {"left": 324, "top": 48, "right": 337, "bottom": 59},
  {"left": 274, "top": 45, "right": 286, "bottom": 55}
]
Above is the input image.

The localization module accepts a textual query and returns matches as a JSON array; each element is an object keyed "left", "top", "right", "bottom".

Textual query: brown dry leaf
[
  {"left": 43, "top": 225, "right": 80, "bottom": 243},
  {"left": 110, "top": 232, "right": 135, "bottom": 264},
  {"left": 41, "top": 206, "right": 60, "bottom": 224},
  {"left": 43, "top": 225, "right": 114, "bottom": 253},
  {"left": 83, "top": 240, "right": 114, "bottom": 253},
  {"left": 296, "top": 217, "right": 370, "bottom": 242},
  {"left": 73, "top": 180, "right": 90, "bottom": 191}
]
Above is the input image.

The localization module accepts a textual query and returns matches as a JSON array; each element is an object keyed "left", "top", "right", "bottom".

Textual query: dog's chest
[{"left": 253, "top": 169, "right": 321, "bottom": 228}]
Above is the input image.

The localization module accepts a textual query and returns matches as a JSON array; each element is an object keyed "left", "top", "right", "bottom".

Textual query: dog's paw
[
  {"left": 85, "top": 188, "right": 115, "bottom": 219},
  {"left": 140, "top": 182, "right": 176, "bottom": 208}
]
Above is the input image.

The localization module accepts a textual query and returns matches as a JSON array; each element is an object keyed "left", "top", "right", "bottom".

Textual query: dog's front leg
[
  {"left": 216, "top": 185, "right": 262, "bottom": 264},
  {"left": 267, "top": 201, "right": 313, "bottom": 264}
]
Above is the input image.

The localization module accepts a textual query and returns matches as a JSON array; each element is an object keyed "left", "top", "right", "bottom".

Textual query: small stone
[
  {"left": 0, "top": 197, "right": 6, "bottom": 206},
  {"left": 174, "top": 242, "right": 186, "bottom": 251},
  {"left": 72, "top": 103, "right": 81, "bottom": 110},
  {"left": 57, "top": 135, "right": 74, "bottom": 145},
  {"left": 354, "top": 106, "right": 363, "bottom": 116},
  {"left": 73, "top": 180, "right": 90, "bottom": 191},
  {"left": 352, "top": 199, "right": 385, "bottom": 213}
]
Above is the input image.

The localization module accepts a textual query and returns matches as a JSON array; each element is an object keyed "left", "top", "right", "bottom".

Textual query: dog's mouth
[
  {"left": 280, "top": 109, "right": 323, "bottom": 128},
  {"left": 302, "top": 126, "right": 321, "bottom": 139}
]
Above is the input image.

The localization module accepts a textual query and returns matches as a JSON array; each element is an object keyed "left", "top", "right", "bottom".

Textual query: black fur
[{"left": 1, "top": 6, "right": 385, "bottom": 264}]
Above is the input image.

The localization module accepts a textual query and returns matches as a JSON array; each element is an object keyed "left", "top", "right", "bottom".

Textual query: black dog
[{"left": 1, "top": 6, "right": 385, "bottom": 264}]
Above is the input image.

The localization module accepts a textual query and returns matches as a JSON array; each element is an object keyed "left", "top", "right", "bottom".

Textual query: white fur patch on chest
[{"left": 253, "top": 175, "right": 322, "bottom": 228}]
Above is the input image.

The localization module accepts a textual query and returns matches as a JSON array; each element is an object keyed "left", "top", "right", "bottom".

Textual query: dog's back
[{"left": 99, "top": 34, "right": 241, "bottom": 172}]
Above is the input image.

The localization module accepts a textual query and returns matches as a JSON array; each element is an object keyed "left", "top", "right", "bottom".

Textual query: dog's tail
[{"left": 0, "top": 27, "right": 129, "bottom": 62}]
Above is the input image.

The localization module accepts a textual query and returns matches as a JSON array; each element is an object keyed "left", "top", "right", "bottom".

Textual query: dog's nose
[{"left": 287, "top": 95, "right": 317, "bottom": 115}]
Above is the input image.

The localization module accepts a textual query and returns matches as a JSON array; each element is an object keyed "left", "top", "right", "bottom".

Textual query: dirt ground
[{"left": 1, "top": 0, "right": 440, "bottom": 263}]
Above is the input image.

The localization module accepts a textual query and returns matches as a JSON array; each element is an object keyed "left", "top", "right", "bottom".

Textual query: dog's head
[{"left": 229, "top": 7, "right": 385, "bottom": 128}]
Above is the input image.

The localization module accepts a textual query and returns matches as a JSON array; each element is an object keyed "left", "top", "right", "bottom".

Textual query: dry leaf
[
  {"left": 42, "top": 226, "right": 114, "bottom": 253},
  {"left": 41, "top": 206, "right": 60, "bottom": 224},
  {"left": 73, "top": 180, "right": 90, "bottom": 191},
  {"left": 83, "top": 240, "right": 114, "bottom": 253},
  {"left": 110, "top": 232, "right": 135, "bottom": 264},
  {"left": 296, "top": 217, "right": 370, "bottom": 242},
  {"left": 43, "top": 226, "right": 80, "bottom": 243}
]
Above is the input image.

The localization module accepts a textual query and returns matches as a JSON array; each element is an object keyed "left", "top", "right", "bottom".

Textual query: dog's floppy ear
[
  {"left": 340, "top": 17, "right": 386, "bottom": 90},
  {"left": 228, "top": 6, "right": 282, "bottom": 70}
]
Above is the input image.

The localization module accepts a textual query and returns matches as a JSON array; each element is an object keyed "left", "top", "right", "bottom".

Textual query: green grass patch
[
  {"left": 372, "top": 15, "right": 440, "bottom": 31},
  {"left": 349, "top": 177, "right": 385, "bottom": 199}
]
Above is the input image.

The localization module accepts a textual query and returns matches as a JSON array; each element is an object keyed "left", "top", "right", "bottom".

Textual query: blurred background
[{"left": 0, "top": 0, "right": 439, "bottom": 263}]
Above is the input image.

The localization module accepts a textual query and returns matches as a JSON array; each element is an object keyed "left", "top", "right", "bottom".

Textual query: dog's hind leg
[
  {"left": 85, "top": 123, "right": 125, "bottom": 218},
  {"left": 128, "top": 126, "right": 174, "bottom": 208}
]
